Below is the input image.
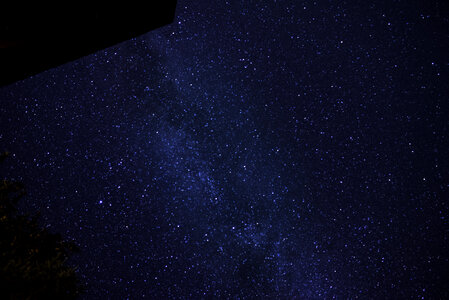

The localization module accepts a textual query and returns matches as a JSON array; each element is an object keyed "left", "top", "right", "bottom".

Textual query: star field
[{"left": 1, "top": 0, "right": 448, "bottom": 298}]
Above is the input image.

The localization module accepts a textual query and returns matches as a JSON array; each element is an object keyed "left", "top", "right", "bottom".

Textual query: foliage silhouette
[{"left": 0, "top": 152, "right": 83, "bottom": 299}]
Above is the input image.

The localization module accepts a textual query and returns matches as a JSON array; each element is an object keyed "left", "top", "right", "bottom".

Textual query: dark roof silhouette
[{"left": 0, "top": 2, "right": 177, "bottom": 87}]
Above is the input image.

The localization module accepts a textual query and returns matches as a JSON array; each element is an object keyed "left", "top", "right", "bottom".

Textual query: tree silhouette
[{"left": 0, "top": 152, "right": 83, "bottom": 299}]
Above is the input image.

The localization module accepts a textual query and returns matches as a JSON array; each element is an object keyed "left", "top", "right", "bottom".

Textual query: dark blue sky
[{"left": 1, "top": 0, "right": 448, "bottom": 298}]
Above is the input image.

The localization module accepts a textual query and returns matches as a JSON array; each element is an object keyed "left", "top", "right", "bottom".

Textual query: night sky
[{"left": 1, "top": 0, "right": 448, "bottom": 298}]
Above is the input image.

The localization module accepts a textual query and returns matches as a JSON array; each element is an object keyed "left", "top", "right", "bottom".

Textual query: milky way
[{"left": 1, "top": 0, "right": 448, "bottom": 298}]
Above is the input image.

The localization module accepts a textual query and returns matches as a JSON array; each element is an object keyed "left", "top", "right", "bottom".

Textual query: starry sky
[{"left": 1, "top": 0, "right": 448, "bottom": 298}]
